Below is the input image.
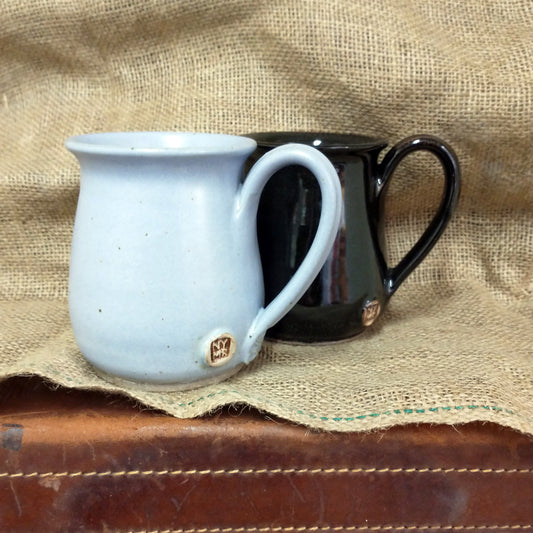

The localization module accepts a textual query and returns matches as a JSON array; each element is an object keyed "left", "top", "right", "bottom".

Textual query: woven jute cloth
[{"left": 1, "top": 0, "right": 532, "bottom": 433}]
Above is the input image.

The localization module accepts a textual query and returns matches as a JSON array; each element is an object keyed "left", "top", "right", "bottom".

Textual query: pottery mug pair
[{"left": 67, "top": 131, "right": 460, "bottom": 390}]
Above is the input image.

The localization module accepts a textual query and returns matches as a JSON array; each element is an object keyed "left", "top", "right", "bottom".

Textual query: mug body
[
  {"left": 68, "top": 132, "right": 263, "bottom": 389},
  {"left": 249, "top": 132, "right": 388, "bottom": 342}
]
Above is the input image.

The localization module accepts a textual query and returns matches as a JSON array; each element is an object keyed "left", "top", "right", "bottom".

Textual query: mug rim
[
  {"left": 244, "top": 131, "right": 388, "bottom": 152},
  {"left": 65, "top": 131, "right": 257, "bottom": 157}
]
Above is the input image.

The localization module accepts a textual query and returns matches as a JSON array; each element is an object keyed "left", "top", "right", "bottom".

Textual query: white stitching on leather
[{"left": 1, "top": 466, "right": 533, "bottom": 479}]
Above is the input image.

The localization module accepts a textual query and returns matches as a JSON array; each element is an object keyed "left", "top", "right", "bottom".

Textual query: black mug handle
[{"left": 376, "top": 135, "right": 461, "bottom": 297}]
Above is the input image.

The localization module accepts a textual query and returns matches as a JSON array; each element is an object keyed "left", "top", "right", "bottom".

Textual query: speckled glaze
[
  {"left": 66, "top": 132, "right": 342, "bottom": 389},
  {"left": 247, "top": 132, "right": 461, "bottom": 342}
]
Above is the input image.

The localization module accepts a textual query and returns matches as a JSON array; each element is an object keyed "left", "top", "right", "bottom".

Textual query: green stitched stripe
[{"left": 174, "top": 388, "right": 516, "bottom": 423}]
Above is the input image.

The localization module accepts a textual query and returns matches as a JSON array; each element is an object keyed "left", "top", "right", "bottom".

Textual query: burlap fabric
[{"left": 1, "top": 0, "right": 532, "bottom": 433}]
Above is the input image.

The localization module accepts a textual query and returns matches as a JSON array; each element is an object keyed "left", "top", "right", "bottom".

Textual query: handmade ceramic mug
[
  {"left": 66, "top": 132, "right": 342, "bottom": 389},
  {"left": 246, "top": 132, "right": 461, "bottom": 342}
]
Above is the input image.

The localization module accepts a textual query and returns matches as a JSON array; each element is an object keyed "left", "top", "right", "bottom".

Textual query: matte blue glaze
[{"left": 67, "top": 132, "right": 342, "bottom": 388}]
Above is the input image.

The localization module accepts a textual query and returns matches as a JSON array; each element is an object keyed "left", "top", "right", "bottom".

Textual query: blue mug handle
[{"left": 236, "top": 143, "right": 342, "bottom": 358}]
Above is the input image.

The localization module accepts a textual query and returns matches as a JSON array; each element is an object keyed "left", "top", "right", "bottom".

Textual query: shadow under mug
[{"left": 245, "top": 132, "right": 461, "bottom": 343}]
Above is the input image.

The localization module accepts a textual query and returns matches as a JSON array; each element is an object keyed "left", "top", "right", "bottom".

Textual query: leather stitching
[
  {"left": 131, "top": 525, "right": 533, "bottom": 531},
  {"left": 3, "top": 470, "right": 531, "bottom": 530},
  {"left": 1, "top": 467, "right": 532, "bottom": 478}
]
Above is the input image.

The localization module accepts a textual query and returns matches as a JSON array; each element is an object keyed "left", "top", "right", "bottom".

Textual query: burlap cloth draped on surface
[{"left": 1, "top": 0, "right": 532, "bottom": 433}]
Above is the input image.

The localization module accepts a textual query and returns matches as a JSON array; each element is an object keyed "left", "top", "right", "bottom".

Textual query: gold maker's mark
[
  {"left": 362, "top": 299, "right": 381, "bottom": 327},
  {"left": 206, "top": 334, "right": 236, "bottom": 367}
]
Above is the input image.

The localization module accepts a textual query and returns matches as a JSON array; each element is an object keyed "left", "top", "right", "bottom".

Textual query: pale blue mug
[{"left": 66, "top": 132, "right": 342, "bottom": 390}]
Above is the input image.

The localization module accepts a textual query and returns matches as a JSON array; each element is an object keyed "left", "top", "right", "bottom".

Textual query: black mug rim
[{"left": 244, "top": 131, "right": 388, "bottom": 152}]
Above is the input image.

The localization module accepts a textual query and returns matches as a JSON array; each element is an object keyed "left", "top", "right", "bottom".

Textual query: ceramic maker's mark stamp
[
  {"left": 362, "top": 299, "right": 381, "bottom": 327},
  {"left": 206, "top": 334, "right": 236, "bottom": 367}
]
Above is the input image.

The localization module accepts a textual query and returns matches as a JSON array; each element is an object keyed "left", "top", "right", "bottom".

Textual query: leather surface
[{"left": 1, "top": 377, "right": 532, "bottom": 532}]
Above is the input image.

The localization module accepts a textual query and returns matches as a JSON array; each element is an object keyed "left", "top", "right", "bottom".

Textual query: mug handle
[
  {"left": 376, "top": 135, "right": 461, "bottom": 296},
  {"left": 236, "top": 143, "right": 342, "bottom": 359}
]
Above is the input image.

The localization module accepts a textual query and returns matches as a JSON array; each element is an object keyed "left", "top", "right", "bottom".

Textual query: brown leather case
[{"left": 1, "top": 376, "right": 532, "bottom": 532}]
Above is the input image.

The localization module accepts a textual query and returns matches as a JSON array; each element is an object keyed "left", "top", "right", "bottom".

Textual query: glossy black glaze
[{"left": 245, "top": 132, "right": 461, "bottom": 342}]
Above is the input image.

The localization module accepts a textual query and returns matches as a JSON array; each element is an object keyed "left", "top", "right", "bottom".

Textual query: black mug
[{"left": 245, "top": 132, "right": 461, "bottom": 342}]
